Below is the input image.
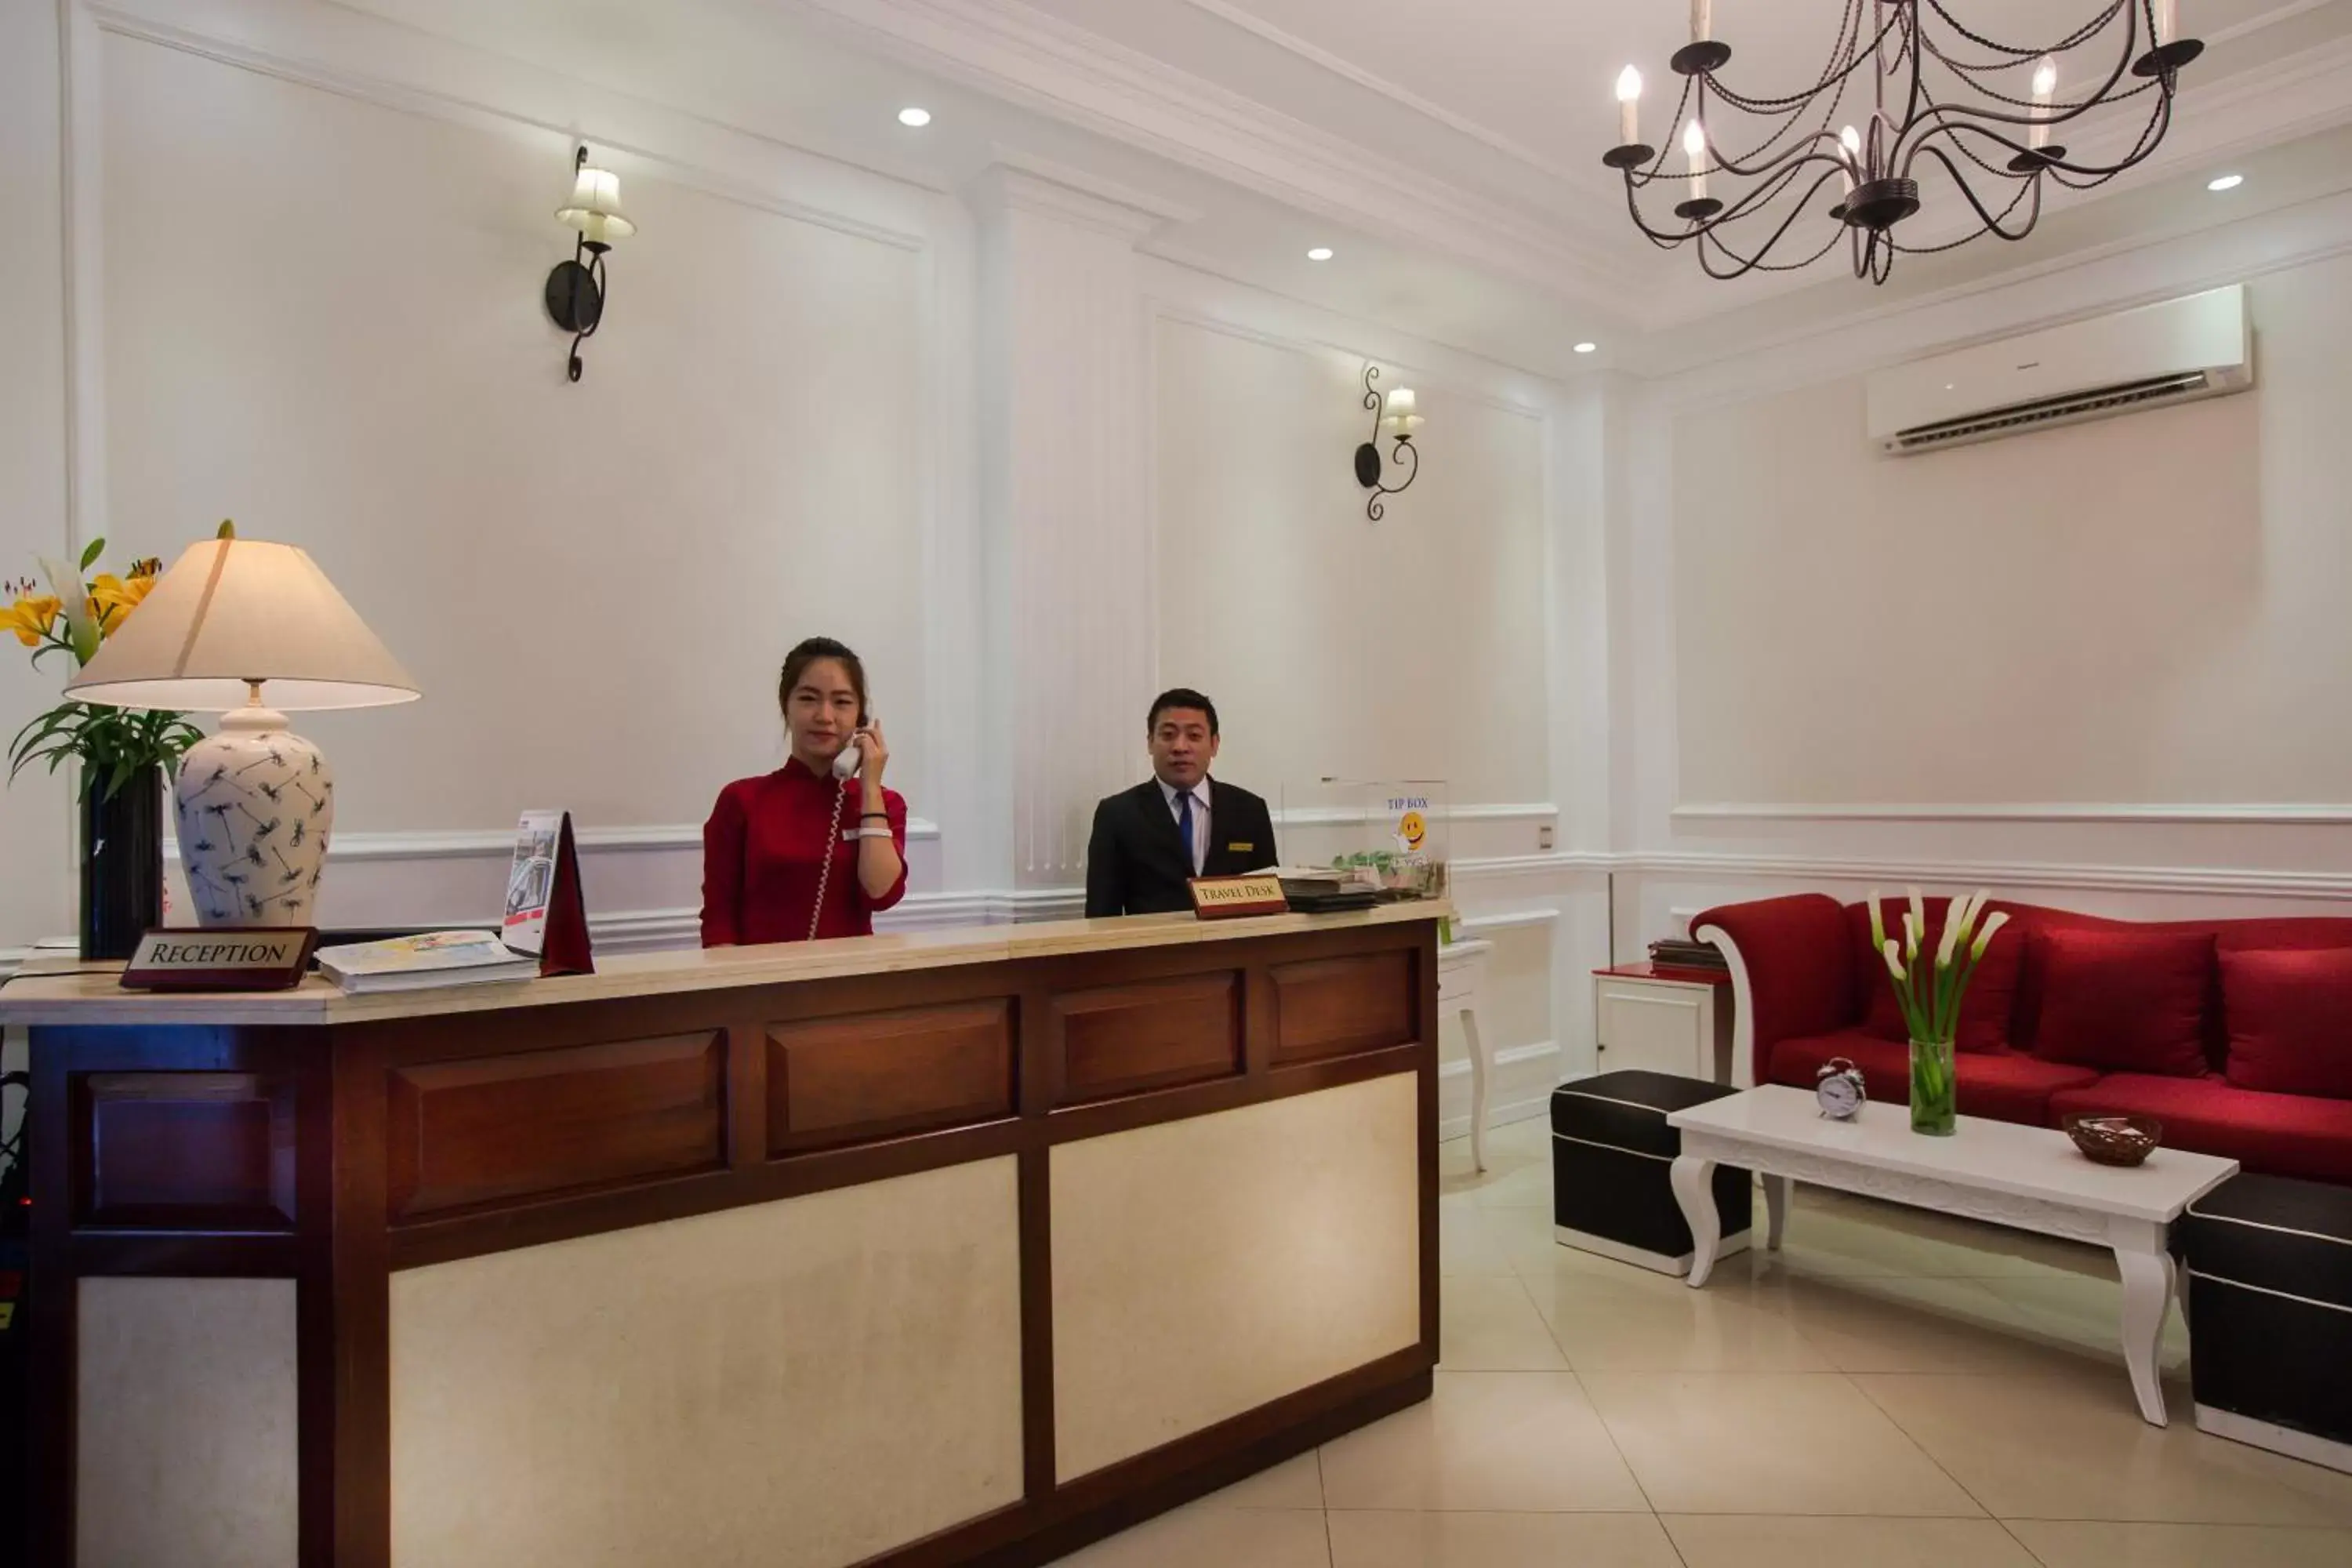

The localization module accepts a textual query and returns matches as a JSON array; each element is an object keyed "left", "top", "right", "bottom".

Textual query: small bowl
[{"left": 2064, "top": 1113, "right": 2163, "bottom": 1167}]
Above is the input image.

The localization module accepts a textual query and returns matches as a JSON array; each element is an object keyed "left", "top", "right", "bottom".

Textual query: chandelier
[{"left": 1602, "top": 2, "right": 2204, "bottom": 283}]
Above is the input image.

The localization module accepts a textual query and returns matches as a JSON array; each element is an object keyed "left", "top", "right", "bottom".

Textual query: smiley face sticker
[{"left": 1397, "top": 809, "right": 1427, "bottom": 851}]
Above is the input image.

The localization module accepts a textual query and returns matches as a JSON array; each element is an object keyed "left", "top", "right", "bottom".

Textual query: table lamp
[{"left": 66, "top": 528, "right": 419, "bottom": 927}]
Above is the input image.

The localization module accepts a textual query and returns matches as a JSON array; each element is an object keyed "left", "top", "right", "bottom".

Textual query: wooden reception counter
[{"left": 9, "top": 903, "right": 1443, "bottom": 1568}]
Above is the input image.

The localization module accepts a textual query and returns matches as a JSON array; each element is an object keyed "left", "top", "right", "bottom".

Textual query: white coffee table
[{"left": 1665, "top": 1086, "right": 2238, "bottom": 1426}]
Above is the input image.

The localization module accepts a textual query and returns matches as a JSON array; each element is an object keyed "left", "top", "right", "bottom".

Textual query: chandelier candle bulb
[
  {"left": 1692, "top": 0, "right": 1711, "bottom": 44},
  {"left": 1838, "top": 123, "right": 1860, "bottom": 194},
  {"left": 2031, "top": 55, "right": 2057, "bottom": 150},
  {"left": 2157, "top": 0, "right": 2177, "bottom": 46},
  {"left": 1684, "top": 120, "right": 1708, "bottom": 201},
  {"left": 1616, "top": 66, "right": 1642, "bottom": 146}
]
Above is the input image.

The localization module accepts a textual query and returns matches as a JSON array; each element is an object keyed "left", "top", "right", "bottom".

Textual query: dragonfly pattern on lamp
[{"left": 176, "top": 740, "right": 336, "bottom": 924}]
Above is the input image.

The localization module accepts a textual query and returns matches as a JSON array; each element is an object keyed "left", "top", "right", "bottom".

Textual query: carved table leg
[
  {"left": 1671, "top": 1154, "right": 1721, "bottom": 1287},
  {"left": 1762, "top": 1174, "right": 1790, "bottom": 1251},
  {"left": 2114, "top": 1237, "right": 2176, "bottom": 1426}
]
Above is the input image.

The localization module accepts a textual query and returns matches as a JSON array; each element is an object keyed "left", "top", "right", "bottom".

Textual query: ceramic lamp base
[{"left": 173, "top": 703, "right": 335, "bottom": 927}]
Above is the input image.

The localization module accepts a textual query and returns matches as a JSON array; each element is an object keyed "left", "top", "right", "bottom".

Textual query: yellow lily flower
[
  {"left": 91, "top": 571, "right": 158, "bottom": 636},
  {"left": 0, "top": 593, "right": 60, "bottom": 647}
]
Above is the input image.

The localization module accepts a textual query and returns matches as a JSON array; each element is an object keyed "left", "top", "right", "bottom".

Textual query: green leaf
[{"left": 80, "top": 536, "right": 105, "bottom": 572}]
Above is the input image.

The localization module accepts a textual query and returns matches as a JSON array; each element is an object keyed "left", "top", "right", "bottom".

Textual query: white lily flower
[
  {"left": 1960, "top": 888, "right": 1991, "bottom": 943},
  {"left": 1936, "top": 913, "right": 1962, "bottom": 970},
  {"left": 1970, "top": 910, "right": 2010, "bottom": 960},
  {"left": 1867, "top": 887, "right": 1886, "bottom": 950},
  {"left": 1907, "top": 886, "right": 1926, "bottom": 946},
  {"left": 1902, "top": 910, "right": 1920, "bottom": 960},
  {"left": 1882, "top": 939, "right": 1905, "bottom": 981}
]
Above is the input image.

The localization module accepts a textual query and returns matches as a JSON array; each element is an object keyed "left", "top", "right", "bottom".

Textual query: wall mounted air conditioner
[{"left": 1865, "top": 285, "right": 2252, "bottom": 456}]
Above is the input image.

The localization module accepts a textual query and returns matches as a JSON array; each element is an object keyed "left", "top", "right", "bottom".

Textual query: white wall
[
  {"left": 1144, "top": 261, "right": 1610, "bottom": 1126},
  {"left": 1613, "top": 203, "right": 2352, "bottom": 960},
  {"left": 0, "top": 0, "right": 1611, "bottom": 1137},
  {"left": 6, "top": 0, "right": 981, "bottom": 944}
]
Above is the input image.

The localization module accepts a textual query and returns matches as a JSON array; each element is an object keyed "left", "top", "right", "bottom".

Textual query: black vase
[{"left": 80, "top": 766, "right": 164, "bottom": 960}]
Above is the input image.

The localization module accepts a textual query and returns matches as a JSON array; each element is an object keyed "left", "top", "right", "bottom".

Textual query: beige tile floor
[{"left": 1058, "top": 1116, "right": 2352, "bottom": 1568}]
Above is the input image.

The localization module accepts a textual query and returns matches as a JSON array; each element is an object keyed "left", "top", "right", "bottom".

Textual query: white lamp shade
[
  {"left": 557, "top": 164, "right": 635, "bottom": 244},
  {"left": 66, "top": 536, "right": 419, "bottom": 713}
]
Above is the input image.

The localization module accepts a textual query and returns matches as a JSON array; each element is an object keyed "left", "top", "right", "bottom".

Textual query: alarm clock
[{"left": 1816, "top": 1057, "right": 1866, "bottom": 1120}]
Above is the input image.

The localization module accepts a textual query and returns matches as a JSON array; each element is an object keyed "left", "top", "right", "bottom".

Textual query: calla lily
[
  {"left": 1936, "top": 913, "right": 1963, "bottom": 969},
  {"left": 1867, "top": 887, "right": 1886, "bottom": 951},
  {"left": 1907, "top": 886, "right": 1926, "bottom": 947},
  {"left": 1902, "top": 910, "right": 1921, "bottom": 960},
  {"left": 1970, "top": 910, "right": 2010, "bottom": 960},
  {"left": 1959, "top": 888, "right": 1991, "bottom": 944},
  {"left": 1882, "top": 938, "right": 1905, "bottom": 982}
]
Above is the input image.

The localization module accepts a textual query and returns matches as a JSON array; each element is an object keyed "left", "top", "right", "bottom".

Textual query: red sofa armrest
[{"left": 1691, "top": 894, "right": 1859, "bottom": 1086}]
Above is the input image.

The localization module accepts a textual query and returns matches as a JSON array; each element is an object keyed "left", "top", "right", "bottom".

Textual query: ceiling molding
[
  {"left": 1171, "top": 0, "right": 1575, "bottom": 185},
  {"left": 782, "top": 0, "right": 1646, "bottom": 307},
  {"left": 800, "top": 0, "right": 2352, "bottom": 340}
]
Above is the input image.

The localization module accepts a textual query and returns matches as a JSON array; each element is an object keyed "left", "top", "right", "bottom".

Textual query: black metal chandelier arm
[
  {"left": 1907, "top": 146, "right": 2044, "bottom": 243},
  {"left": 1703, "top": 3, "right": 1896, "bottom": 114},
  {"left": 1704, "top": 110, "right": 1857, "bottom": 181},
  {"left": 1682, "top": 166, "right": 1847, "bottom": 279},
  {"left": 1361, "top": 363, "right": 1385, "bottom": 437},
  {"left": 1697, "top": 209, "right": 1846, "bottom": 280},
  {"left": 1923, "top": 0, "right": 2125, "bottom": 63},
  {"left": 1889, "top": 174, "right": 2037, "bottom": 255}
]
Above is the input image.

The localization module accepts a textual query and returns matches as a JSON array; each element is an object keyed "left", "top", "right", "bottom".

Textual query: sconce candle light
[
  {"left": 1354, "top": 365, "right": 1424, "bottom": 521},
  {"left": 545, "top": 146, "right": 636, "bottom": 383}
]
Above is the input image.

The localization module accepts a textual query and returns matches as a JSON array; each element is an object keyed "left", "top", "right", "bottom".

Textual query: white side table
[{"left": 1439, "top": 938, "right": 1496, "bottom": 1171}]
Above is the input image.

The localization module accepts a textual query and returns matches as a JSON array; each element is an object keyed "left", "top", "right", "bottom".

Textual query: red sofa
[{"left": 1690, "top": 894, "right": 2352, "bottom": 1185}]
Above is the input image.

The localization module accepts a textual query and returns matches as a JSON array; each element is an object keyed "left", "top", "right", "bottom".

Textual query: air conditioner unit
[{"left": 1865, "top": 285, "right": 2252, "bottom": 456}]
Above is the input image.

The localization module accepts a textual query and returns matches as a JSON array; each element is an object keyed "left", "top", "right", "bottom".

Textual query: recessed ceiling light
[
  {"left": 1573, "top": 342, "right": 1598, "bottom": 354},
  {"left": 1306, "top": 246, "right": 1334, "bottom": 261},
  {"left": 897, "top": 107, "right": 932, "bottom": 128},
  {"left": 2208, "top": 172, "right": 2244, "bottom": 191}
]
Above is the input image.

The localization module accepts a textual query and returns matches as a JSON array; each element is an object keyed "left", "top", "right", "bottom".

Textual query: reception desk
[{"left": 9, "top": 903, "right": 1443, "bottom": 1568}]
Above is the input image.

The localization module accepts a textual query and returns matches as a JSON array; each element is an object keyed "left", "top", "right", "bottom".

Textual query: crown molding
[
  {"left": 782, "top": 0, "right": 1645, "bottom": 310},
  {"left": 970, "top": 154, "right": 1201, "bottom": 240}
]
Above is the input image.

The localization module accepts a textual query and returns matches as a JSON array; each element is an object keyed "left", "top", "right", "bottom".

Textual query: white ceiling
[
  {"left": 355, "top": 0, "right": 2352, "bottom": 376},
  {"left": 786, "top": 0, "right": 2352, "bottom": 355}
]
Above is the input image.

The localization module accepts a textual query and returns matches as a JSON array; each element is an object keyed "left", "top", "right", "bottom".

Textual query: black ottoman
[
  {"left": 2180, "top": 1172, "right": 2352, "bottom": 1473},
  {"left": 1552, "top": 1070, "right": 1752, "bottom": 1276}
]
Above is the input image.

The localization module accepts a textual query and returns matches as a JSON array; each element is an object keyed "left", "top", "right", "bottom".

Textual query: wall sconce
[
  {"left": 543, "top": 146, "right": 636, "bottom": 383},
  {"left": 1354, "top": 365, "right": 1424, "bottom": 521}
]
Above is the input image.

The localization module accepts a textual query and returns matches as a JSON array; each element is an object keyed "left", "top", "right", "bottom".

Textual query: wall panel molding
[{"left": 1673, "top": 801, "right": 2352, "bottom": 826}]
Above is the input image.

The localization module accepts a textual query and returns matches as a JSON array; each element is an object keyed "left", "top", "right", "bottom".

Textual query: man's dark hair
[{"left": 1147, "top": 688, "right": 1219, "bottom": 738}]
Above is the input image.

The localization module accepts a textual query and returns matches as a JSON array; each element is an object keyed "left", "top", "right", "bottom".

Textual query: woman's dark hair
[
  {"left": 779, "top": 637, "right": 868, "bottom": 721},
  {"left": 1148, "top": 687, "right": 1219, "bottom": 737}
]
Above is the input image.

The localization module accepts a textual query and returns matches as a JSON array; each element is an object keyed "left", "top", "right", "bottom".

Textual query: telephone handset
[{"left": 810, "top": 714, "right": 873, "bottom": 941}]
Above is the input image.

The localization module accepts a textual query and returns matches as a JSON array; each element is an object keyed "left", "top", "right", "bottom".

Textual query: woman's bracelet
[{"left": 861, "top": 811, "right": 890, "bottom": 822}]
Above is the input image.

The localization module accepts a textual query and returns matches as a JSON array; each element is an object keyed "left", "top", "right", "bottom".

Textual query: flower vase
[
  {"left": 79, "top": 765, "right": 163, "bottom": 960},
  {"left": 1910, "top": 1037, "right": 1957, "bottom": 1137}
]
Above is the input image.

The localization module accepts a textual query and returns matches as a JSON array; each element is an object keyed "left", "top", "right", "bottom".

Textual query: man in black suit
[{"left": 1084, "top": 688, "right": 1278, "bottom": 917}]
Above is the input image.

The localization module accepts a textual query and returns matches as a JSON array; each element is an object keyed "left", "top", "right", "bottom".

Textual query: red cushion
[
  {"left": 2221, "top": 947, "right": 2352, "bottom": 1098},
  {"left": 2030, "top": 928, "right": 2215, "bottom": 1077},
  {"left": 1769, "top": 1031, "right": 2100, "bottom": 1127},
  {"left": 1850, "top": 898, "right": 2025, "bottom": 1052},
  {"left": 2050, "top": 1073, "right": 2352, "bottom": 1185}
]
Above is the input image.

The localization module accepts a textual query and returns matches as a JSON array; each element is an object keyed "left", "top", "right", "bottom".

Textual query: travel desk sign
[{"left": 503, "top": 811, "right": 563, "bottom": 956}]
